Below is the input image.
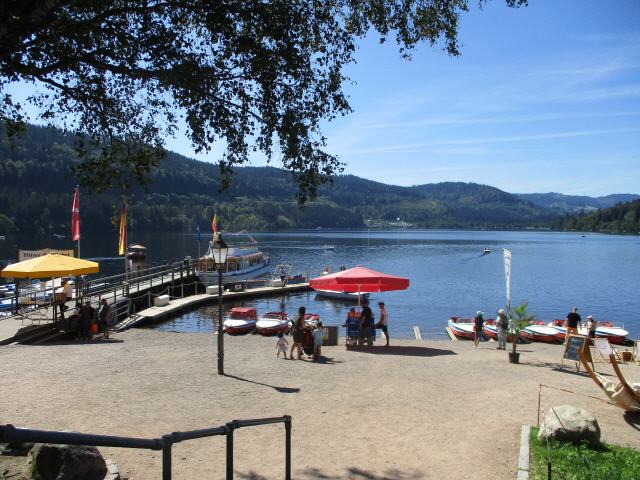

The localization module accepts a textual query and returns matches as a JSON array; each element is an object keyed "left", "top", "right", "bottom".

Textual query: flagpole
[
  {"left": 124, "top": 204, "right": 128, "bottom": 280},
  {"left": 76, "top": 187, "right": 81, "bottom": 259}
]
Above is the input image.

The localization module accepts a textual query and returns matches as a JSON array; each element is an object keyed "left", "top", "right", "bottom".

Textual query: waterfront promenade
[{"left": 1, "top": 331, "right": 638, "bottom": 479}]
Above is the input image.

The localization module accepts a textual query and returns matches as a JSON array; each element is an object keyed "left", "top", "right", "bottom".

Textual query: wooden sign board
[{"left": 561, "top": 334, "right": 592, "bottom": 372}]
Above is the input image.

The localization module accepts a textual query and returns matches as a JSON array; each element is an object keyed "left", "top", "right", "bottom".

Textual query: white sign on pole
[{"left": 503, "top": 249, "right": 512, "bottom": 310}]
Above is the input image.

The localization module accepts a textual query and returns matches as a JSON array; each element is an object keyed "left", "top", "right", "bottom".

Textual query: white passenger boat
[{"left": 196, "top": 231, "right": 271, "bottom": 286}]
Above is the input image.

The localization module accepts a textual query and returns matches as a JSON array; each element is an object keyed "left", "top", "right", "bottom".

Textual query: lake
[{"left": 1, "top": 230, "right": 639, "bottom": 339}]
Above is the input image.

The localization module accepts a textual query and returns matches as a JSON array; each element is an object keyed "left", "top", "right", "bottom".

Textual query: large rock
[
  {"left": 537, "top": 405, "right": 601, "bottom": 448},
  {"left": 28, "top": 443, "right": 107, "bottom": 480}
]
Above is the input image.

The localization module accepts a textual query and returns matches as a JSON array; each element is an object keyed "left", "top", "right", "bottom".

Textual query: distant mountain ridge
[
  {"left": 0, "top": 124, "right": 636, "bottom": 234},
  {"left": 516, "top": 192, "right": 640, "bottom": 215}
]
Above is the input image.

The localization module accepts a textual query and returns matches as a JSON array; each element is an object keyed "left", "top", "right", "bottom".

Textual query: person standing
[
  {"left": 586, "top": 315, "right": 597, "bottom": 340},
  {"left": 276, "top": 332, "right": 289, "bottom": 358},
  {"left": 359, "top": 299, "right": 374, "bottom": 347},
  {"left": 312, "top": 322, "right": 325, "bottom": 361},
  {"left": 376, "top": 302, "right": 390, "bottom": 347},
  {"left": 79, "top": 301, "right": 94, "bottom": 340},
  {"left": 565, "top": 307, "right": 581, "bottom": 344},
  {"left": 473, "top": 311, "right": 484, "bottom": 349},
  {"left": 496, "top": 308, "right": 508, "bottom": 350},
  {"left": 98, "top": 299, "right": 111, "bottom": 339},
  {"left": 289, "top": 306, "right": 307, "bottom": 360}
]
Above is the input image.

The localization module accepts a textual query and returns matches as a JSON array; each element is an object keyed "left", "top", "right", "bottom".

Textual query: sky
[
  {"left": 315, "top": 0, "right": 640, "bottom": 196},
  {"left": 8, "top": 0, "right": 640, "bottom": 196}
]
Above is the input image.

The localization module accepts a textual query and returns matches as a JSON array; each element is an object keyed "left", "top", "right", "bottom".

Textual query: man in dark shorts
[
  {"left": 473, "top": 311, "right": 484, "bottom": 348},
  {"left": 359, "top": 300, "right": 374, "bottom": 347},
  {"left": 565, "top": 306, "right": 582, "bottom": 344}
]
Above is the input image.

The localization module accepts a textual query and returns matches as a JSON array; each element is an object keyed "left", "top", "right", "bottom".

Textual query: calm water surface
[{"left": 2, "top": 230, "right": 638, "bottom": 339}]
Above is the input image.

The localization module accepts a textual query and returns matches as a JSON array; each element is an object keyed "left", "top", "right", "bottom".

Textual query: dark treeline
[
  {"left": 0, "top": 125, "right": 561, "bottom": 235},
  {"left": 552, "top": 199, "right": 640, "bottom": 234}
]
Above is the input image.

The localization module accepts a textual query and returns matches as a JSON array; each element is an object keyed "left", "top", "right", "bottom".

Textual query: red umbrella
[{"left": 309, "top": 266, "right": 409, "bottom": 293}]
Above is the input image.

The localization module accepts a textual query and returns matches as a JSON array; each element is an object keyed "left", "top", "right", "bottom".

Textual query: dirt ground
[{"left": 1, "top": 330, "right": 639, "bottom": 479}]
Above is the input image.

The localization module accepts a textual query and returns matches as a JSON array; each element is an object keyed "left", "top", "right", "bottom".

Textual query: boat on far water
[
  {"left": 323, "top": 244, "right": 335, "bottom": 251},
  {"left": 196, "top": 231, "right": 270, "bottom": 286},
  {"left": 483, "top": 247, "right": 491, "bottom": 254}
]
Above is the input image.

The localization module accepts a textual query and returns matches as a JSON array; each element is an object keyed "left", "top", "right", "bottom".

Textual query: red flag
[
  {"left": 118, "top": 206, "right": 127, "bottom": 255},
  {"left": 71, "top": 189, "right": 80, "bottom": 241}
]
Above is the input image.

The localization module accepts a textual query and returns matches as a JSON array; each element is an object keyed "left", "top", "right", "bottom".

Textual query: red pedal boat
[
  {"left": 256, "top": 312, "right": 290, "bottom": 336},
  {"left": 223, "top": 307, "right": 257, "bottom": 335}
]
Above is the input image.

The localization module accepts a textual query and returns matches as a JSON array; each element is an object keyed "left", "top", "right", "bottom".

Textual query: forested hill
[
  {"left": 0, "top": 125, "right": 561, "bottom": 234},
  {"left": 552, "top": 199, "right": 640, "bottom": 234},
  {"left": 516, "top": 192, "right": 640, "bottom": 215}
]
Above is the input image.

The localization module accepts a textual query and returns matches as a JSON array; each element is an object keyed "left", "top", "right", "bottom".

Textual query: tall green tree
[{"left": 1, "top": 0, "right": 526, "bottom": 201}]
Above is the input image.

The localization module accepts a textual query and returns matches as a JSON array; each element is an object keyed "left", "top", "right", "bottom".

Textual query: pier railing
[{"left": 0, "top": 415, "right": 292, "bottom": 480}]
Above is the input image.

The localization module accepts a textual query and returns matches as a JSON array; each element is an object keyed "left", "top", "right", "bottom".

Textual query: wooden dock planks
[{"left": 120, "top": 283, "right": 312, "bottom": 329}]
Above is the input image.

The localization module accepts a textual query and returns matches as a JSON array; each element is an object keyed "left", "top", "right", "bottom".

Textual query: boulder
[
  {"left": 537, "top": 405, "right": 601, "bottom": 448},
  {"left": 28, "top": 443, "right": 107, "bottom": 480}
]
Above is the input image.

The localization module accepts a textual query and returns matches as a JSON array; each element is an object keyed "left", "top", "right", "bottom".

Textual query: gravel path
[{"left": 1, "top": 330, "right": 638, "bottom": 479}]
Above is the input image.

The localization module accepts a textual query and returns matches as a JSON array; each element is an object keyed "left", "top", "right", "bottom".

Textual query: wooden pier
[
  {"left": 0, "top": 259, "right": 313, "bottom": 343},
  {"left": 116, "top": 283, "right": 312, "bottom": 330}
]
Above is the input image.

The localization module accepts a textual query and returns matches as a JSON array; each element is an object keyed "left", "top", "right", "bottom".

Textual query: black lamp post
[{"left": 212, "top": 233, "right": 229, "bottom": 375}]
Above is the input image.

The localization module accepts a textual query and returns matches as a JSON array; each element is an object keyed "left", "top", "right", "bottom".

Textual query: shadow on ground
[
  {"left": 238, "top": 467, "right": 425, "bottom": 479},
  {"left": 357, "top": 345, "right": 456, "bottom": 357},
  {"left": 42, "top": 338, "right": 125, "bottom": 346},
  {"left": 223, "top": 373, "right": 300, "bottom": 393},
  {"left": 624, "top": 411, "right": 640, "bottom": 431}
]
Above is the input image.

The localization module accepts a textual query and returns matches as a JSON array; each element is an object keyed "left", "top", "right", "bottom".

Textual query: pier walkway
[
  {"left": 0, "top": 258, "right": 311, "bottom": 343},
  {"left": 116, "top": 282, "right": 311, "bottom": 330}
]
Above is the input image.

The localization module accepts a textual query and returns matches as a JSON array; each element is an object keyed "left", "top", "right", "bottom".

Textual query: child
[
  {"left": 312, "top": 322, "right": 325, "bottom": 361},
  {"left": 276, "top": 332, "right": 289, "bottom": 359}
]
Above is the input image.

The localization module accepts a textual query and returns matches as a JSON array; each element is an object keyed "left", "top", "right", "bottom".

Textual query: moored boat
[
  {"left": 223, "top": 307, "right": 257, "bottom": 335},
  {"left": 482, "top": 320, "right": 518, "bottom": 343},
  {"left": 447, "top": 317, "right": 476, "bottom": 340},
  {"left": 547, "top": 319, "right": 587, "bottom": 342},
  {"left": 521, "top": 321, "right": 560, "bottom": 343},
  {"left": 594, "top": 322, "right": 628, "bottom": 345},
  {"left": 197, "top": 231, "right": 271, "bottom": 286},
  {"left": 256, "top": 312, "right": 290, "bottom": 336},
  {"left": 314, "top": 289, "right": 369, "bottom": 302}
]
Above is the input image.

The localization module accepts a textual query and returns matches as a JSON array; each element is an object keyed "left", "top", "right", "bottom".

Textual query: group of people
[
  {"left": 276, "top": 306, "right": 325, "bottom": 361},
  {"left": 471, "top": 306, "right": 599, "bottom": 349},
  {"left": 472, "top": 310, "right": 509, "bottom": 350},
  {"left": 345, "top": 299, "right": 389, "bottom": 348},
  {"left": 565, "top": 306, "right": 598, "bottom": 343},
  {"left": 66, "top": 298, "right": 112, "bottom": 341}
]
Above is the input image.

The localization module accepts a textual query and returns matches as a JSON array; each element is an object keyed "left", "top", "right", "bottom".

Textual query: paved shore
[{"left": 1, "top": 330, "right": 638, "bottom": 479}]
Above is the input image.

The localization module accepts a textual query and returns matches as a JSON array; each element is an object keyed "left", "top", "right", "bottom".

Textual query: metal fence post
[
  {"left": 226, "top": 422, "right": 235, "bottom": 480},
  {"left": 284, "top": 416, "right": 292, "bottom": 480},
  {"left": 161, "top": 434, "right": 173, "bottom": 480}
]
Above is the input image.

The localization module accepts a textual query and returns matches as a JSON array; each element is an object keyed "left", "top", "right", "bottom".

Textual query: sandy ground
[{"left": 1, "top": 330, "right": 639, "bottom": 479}]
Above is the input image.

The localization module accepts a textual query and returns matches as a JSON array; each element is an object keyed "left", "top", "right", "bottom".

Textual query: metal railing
[{"left": 0, "top": 415, "right": 291, "bottom": 480}]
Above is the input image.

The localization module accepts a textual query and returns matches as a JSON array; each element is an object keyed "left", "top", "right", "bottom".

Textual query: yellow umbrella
[
  {"left": 1, "top": 254, "right": 99, "bottom": 279},
  {"left": 1, "top": 254, "right": 99, "bottom": 323}
]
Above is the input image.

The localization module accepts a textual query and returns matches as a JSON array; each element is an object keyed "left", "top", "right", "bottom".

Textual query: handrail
[{"left": 0, "top": 415, "right": 291, "bottom": 480}]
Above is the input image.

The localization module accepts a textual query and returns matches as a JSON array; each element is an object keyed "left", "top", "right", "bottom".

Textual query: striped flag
[
  {"left": 118, "top": 206, "right": 127, "bottom": 255},
  {"left": 71, "top": 188, "right": 80, "bottom": 241},
  {"left": 212, "top": 213, "right": 218, "bottom": 237}
]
